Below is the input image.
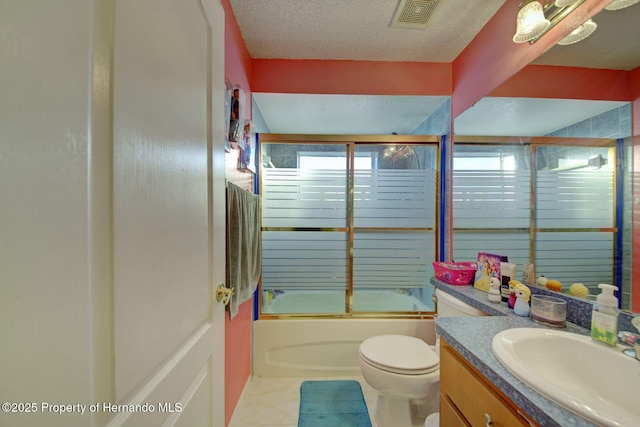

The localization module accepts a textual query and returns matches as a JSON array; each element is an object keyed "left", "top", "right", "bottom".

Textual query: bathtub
[
  {"left": 261, "top": 289, "right": 434, "bottom": 314},
  {"left": 253, "top": 308, "right": 436, "bottom": 378}
]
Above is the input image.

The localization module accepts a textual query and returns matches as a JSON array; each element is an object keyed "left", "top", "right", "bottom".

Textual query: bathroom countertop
[{"left": 431, "top": 278, "right": 599, "bottom": 427}]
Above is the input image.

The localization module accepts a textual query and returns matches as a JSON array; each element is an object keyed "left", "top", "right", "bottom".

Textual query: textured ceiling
[
  {"left": 229, "top": 0, "right": 507, "bottom": 63},
  {"left": 229, "top": 0, "right": 639, "bottom": 136}
]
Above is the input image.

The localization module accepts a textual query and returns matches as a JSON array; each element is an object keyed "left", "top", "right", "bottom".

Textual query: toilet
[
  {"left": 359, "top": 334, "right": 439, "bottom": 427},
  {"left": 434, "top": 288, "right": 489, "bottom": 318},
  {"left": 358, "top": 288, "right": 488, "bottom": 427}
]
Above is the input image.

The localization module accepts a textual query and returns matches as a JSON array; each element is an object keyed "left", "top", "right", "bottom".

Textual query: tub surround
[
  {"left": 261, "top": 289, "right": 431, "bottom": 315},
  {"left": 253, "top": 318, "right": 436, "bottom": 378},
  {"left": 432, "top": 278, "right": 610, "bottom": 427}
]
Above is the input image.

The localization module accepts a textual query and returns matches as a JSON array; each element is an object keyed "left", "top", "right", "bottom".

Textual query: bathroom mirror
[
  {"left": 451, "top": 3, "right": 640, "bottom": 315},
  {"left": 450, "top": 130, "right": 632, "bottom": 311},
  {"left": 453, "top": 99, "right": 633, "bottom": 312}
]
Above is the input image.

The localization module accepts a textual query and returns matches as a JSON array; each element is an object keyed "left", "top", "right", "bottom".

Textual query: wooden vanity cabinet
[{"left": 440, "top": 339, "right": 537, "bottom": 427}]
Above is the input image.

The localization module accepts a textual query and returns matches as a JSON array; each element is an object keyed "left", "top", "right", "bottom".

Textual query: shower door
[
  {"left": 260, "top": 137, "right": 440, "bottom": 316},
  {"left": 351, "top": 144, "right": 438, "bottom": 314},
  {"left": 261, "top": 143, "right": 350, "bottom": 314}
]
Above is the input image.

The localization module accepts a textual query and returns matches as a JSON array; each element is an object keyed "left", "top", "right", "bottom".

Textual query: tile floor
[{"left": 228, "top": 376, "right": 379, "bottom": 427}]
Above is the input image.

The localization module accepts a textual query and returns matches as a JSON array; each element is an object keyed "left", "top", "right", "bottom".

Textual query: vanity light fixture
[
  {"left": 554, "top": 0, "right": 581, "bottom": 6},
  {"left": 513, "top": 1, "right": 550, "bottom": 43},
  {"left": 557, "top": 18, "right": 597, "bottom": 45},
  {"left": 513, "top": 0, "right": 586, "bottom": 44},
  {"left": 605, "top": 0, "right": 640, "bottom": 10}
]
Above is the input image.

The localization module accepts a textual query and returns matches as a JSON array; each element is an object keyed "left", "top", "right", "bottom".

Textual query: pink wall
[
  {"left": 223, "top": 0, "right": 252, "bottom": 119},
  {"left": 224, "top": 301, "right": 252, "bottom": 426},
  {"left": 221, "top": 0, "right": 253, "bottom": 425},
  {"left": 490, "top": 65, "right": 631, "bottom": 101},
  {"left": 252, "top": 59, "right": 451, "bottom": 95}
]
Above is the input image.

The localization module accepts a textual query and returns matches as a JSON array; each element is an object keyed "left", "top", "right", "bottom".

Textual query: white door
[
  {"left": 110, "top": 0, "right": 226, "bottom": 426},
  {"left": 0, "top": 1, "right": 226, "bottom": 426}
]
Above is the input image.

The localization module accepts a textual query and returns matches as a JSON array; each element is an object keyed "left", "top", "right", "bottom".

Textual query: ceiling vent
[{"left": 391, "top": 0, "right": 441, "bottom": 29}]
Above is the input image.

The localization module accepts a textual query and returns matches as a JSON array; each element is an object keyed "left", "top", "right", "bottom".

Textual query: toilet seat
[{"left": 359, "top": 335, "right": 439, "bottom": 375}]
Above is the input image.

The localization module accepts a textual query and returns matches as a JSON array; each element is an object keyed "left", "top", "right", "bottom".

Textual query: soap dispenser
[{"left": 590, "top": 284, "right": 619, "bottom": 346}]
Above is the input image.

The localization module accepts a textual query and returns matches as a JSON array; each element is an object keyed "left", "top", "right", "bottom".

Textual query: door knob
[{"left": 216, "top": 283, "right": 235, "bottom": 306}]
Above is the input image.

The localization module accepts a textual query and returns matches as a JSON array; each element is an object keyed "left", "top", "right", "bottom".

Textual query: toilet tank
[{"left": 435, "top": 288, "right": 488, "bottom": 317}]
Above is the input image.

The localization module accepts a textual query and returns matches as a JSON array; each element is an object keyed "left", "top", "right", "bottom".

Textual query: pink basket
[{"left": 432, "top": 261, "right": 477, "bottom": 285}]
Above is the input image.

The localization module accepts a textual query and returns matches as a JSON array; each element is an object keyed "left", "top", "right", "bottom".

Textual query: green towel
[{"left": 226, "top": 181, "right": 261, "bottom": 319}]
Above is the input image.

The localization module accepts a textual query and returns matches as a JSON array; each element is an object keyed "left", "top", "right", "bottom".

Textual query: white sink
[{"left": 492, "top": 328, "right": 640, "bottom": 427}]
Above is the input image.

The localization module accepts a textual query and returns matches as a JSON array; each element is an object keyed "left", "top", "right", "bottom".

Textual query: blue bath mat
[{"left": 298, "top": 380, "right": 372, "bottom": 427}]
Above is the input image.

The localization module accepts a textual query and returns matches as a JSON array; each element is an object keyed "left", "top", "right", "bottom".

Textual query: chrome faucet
[
  {"left": 618, "top": 331, "right": 640, "bottom": 360},
  {"left": 618, "top": 317, "right": 640, "bottom": 361}
]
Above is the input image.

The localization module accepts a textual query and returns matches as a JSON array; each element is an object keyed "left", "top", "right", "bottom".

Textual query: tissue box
[{"left": 432, "top": 262, "right": 477, "bottom": 285}]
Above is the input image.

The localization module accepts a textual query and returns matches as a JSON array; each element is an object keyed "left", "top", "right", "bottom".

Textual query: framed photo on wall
[{"left": 225, "top": 84, "right": 245, "bottom": 152}]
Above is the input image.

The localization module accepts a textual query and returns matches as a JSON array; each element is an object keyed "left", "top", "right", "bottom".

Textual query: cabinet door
[
  {"left": 440, "top": 342, "right": 532, "bottom": 427},
  {"left": 440, "top": 392, "right": 470, "bottom": 427}
]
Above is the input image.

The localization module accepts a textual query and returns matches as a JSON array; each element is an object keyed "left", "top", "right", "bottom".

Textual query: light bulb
[{"left": 513, "top": 1, "right": 551, "bottom": 43}]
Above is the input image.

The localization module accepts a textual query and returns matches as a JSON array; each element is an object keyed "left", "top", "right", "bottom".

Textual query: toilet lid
[{"left": 359, "top": 335, "right": 439, "bottom": 375}]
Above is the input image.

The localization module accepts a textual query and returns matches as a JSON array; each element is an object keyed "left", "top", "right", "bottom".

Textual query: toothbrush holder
[{"left": 530, "top": 295, "right": 567, "bottom": 328}]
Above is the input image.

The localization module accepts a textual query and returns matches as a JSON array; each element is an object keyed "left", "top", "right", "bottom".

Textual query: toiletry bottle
[
  {"left": 590, "top": 284, "right": 618, "bottom": 346},
  {"left": 500, "top": 262, "right": 516, "bottom": 304}
]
